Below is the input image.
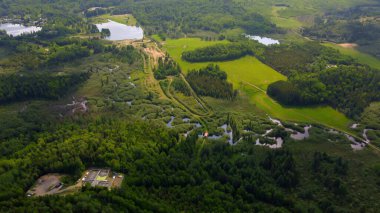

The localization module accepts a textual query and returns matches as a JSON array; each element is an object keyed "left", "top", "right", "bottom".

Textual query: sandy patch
[
  {"left": 144, "top": 47, "right": 165, "bottom": 65},
  {"left": 338, "top": 43, "right": 358, "bottom": 48}
]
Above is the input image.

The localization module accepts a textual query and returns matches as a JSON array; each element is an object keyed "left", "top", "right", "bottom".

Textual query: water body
[
  {"left": 363, "top": 129, "right": 374, "bottom": 143},
  {"left": 255, "top": 138, "right": 283, "bottom": 149},
  {"left": 221, "top": 124, "right": 234, "bottom": 145},
  {"left": 96, "top": 20, "right": 143, "bottom": 41},
  {"left": 0, "top": 23, "right": 41, "bottom": 36},
  {"left": 291, "top": 125, "right": 312, "bottom": 140},
  {"left": 351, "top": 123, "right": 359, "bottom": 129},
  {"left": 166, "top": 116, "right": 175, "bottom": 128},
  {"left": 345, "top": 134, "right": 366, "bottom": 151},
  {"left": 245, "top": 34, "right": 280, "bottom": 46}
]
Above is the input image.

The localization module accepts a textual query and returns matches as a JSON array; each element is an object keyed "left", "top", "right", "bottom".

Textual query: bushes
[{"left": 110, "top": 45, "right": 142, "bottom": 65}]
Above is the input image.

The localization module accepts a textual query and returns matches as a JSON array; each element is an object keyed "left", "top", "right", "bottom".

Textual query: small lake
[
  {"left": 245, "top": 34, "right": 280, "bottom": 46},
  {"left": 96, "top": 20, "right": 143, "bottom": 41},
  {"left": 0, "top": 23, "right": 41, "bottom": 36}
]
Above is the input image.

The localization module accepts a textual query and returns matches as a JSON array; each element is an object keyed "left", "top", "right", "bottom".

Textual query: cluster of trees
[
  {"left": 154, "top": 57, "right": 181, "bottom": 80},
  {"left": 100, "top": 28, "right": 111, "bottom": 38},
  {"left": 84, "top": 7, "right": 110, "bottom": 18},
  {"left": 186, "top": 64, "right": 237, "bottom": 100},
  {"left": 261, "top": 42, "right": 355, "bottom": 76},
  {"left": 226, "top": 114, "right": 241, "bottom": 144},
  {"left": 182, "top": 43, "right": 254, "bottom": 62},
  {"left": 109, "top": 45, "right": 142, "bottom": 65},
  {"left": 319, "top": 65, "right": 380, "bottom": 118},
  {"left": 172, "top": 78, "right": 191, "bottom": 96},
  {"left": 267, "top": 65, "right": 380, "bottom": 118},
  {"left": 47, "top": 44, "right": 91, "bottom": 65},
  {"left": 0, "top": 72, "right": 90, "bottom": 103},
  {"left": 267, "top": 78, "right": 328, "bottom": 106}
]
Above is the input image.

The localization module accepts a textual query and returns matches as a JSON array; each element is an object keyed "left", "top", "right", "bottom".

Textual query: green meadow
[
  {"left": 323, "top": 43, "right": 380, "bottom": 70},
  {"left": 163, "top": 38, "right": 352, "bottom": 131},
  {"left": 270, "top": 6, "right": 303, "bottom": 30},
  {"left": 91, "top": 14, "right": 137, "bottom": 26}
]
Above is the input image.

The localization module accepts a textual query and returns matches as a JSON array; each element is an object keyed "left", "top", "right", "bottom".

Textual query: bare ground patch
[
  {"left": 27, "top": 174, "right": 63, "bottom": 197},
  {"left": 338, "top": 43, "right": 358, "bottom": 48},
  {"left": 144, "top": 47, "right": 165, "bottom": 65}
]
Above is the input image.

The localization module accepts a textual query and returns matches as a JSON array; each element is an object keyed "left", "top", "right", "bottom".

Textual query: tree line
[
  {"left": 182, "top": 41, "right": 265, "bottom": 62},
  {"left": 182, "top": 43, "right": 253, "bottom": 62}
]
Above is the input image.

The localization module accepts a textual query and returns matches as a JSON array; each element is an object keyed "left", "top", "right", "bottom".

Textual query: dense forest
[
  {"left": 0, "top": 72, "right": 89, "bottom": 103},
  {"left": 1, "top": 117, "right": 379, "bottom": 212},
  {"left": 303, "top": 4, "right": 380, "bottom": 57},
  {"left": 0, "top": 0, "right": 280, "bottom": 38},
  {"left": 186, "top": 64, "right": 237, "bottom": 100},
  {"left": 127, "top": 0, "right": 279, "bottom": 37}
]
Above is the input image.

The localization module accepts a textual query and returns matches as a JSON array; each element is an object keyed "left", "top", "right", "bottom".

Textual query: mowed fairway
[{"left": 162, "top": 38, "right": 352, "bottom": 131}]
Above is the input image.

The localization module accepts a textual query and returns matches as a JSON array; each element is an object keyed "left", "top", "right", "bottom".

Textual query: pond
[
  {"left": 245, "top": 34, "right": 280, "bottom": 46},
  {"left": 0, "top": 23, "right": 41, "bottom": 36},
  {"left": 96, "top": 20, "right": 143, "bottom": 41}
]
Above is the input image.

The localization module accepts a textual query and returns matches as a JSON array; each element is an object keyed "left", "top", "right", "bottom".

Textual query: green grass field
[
  {"left": 91, "top": 14, "right": 137, "bottom": 26},
  {"left": 162, "top": 37, "right": 352, "bottom": 131},
  {"left": 271, "top": 6, "right": 303, "bottom": 30},
  {"left": 323, "top": 43, "right": 380, "bottom": 70}
]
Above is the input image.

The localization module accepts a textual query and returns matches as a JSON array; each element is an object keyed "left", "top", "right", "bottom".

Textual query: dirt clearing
[
  {"left": 338, "top": 43, "right": 358, "bottom": 48},
  {"left": 27, "top": 174, "right": 63, "bottom": 197}
]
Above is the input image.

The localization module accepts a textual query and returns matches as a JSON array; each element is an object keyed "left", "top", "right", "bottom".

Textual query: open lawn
[
  {"left": 162, "top": 37, "right": 352, "bottom": 131},
  {"left": 244, "top": 86, "right": 351, "bottom": 132},
  {"left": 323, "top": 42, "right": 380, "bottom": 70},
  {"left": 91, "top": 14, "right": 137, "bottom": 26}
]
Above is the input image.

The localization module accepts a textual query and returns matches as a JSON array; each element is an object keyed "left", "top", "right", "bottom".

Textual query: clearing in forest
[{"left": 162, "top": 37, "right": 352, "bottom": 132}]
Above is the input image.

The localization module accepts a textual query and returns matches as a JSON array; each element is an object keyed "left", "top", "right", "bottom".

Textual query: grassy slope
[
  {"left": 270, "top": 6, "right": 303, "bottom": 30},
  {"left": 323, "top": 43, "right": 380, "bottom": 70},
  {"left": 163, "top": 38, "right": 352, "bottom": 131}
]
